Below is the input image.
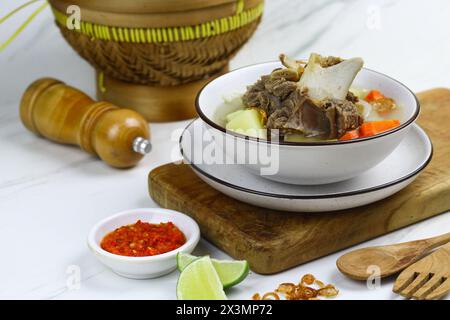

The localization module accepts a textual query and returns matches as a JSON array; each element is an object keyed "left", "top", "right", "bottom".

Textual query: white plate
[{"left": 179, "top": 119, "right": 433, "bottom": 212}]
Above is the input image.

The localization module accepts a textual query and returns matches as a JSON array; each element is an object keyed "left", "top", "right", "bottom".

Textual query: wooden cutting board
[{"left": 148, "top": 89, "right": 450, "bottom": 274}]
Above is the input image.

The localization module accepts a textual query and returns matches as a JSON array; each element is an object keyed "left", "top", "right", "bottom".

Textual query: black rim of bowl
[{"left": 195, "top": 61, "right": 421, "bottom": 146}]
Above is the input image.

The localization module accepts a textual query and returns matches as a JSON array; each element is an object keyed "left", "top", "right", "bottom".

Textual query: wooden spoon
[{"left": 336, "top": 232, "right": 450, "bottom": 280}]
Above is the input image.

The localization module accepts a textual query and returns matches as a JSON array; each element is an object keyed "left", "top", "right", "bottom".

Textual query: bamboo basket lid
[
  {"left": 52, "top": 0, "right": 241, "bottom": 13},
  {"left": 49, "top": 0, "right": 262, "bottom": 28},
  {"left": 48, "top": 0, "right": 263, "bottom": 122}
]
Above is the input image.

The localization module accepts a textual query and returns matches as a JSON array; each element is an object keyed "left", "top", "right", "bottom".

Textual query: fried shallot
[{"left": 252, "top": 274, "right": 339, "bottom": 300}]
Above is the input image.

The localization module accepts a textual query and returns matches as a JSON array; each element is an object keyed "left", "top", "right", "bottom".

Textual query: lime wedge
[
  {"left": 177, "top": 252, "right": 199, "bottom": 271},
  {"left": 177, "top": 253, "right": 249, "bottom": 289},
  {"left": 176, "top": 256, "right": 227, "bottom": 300},
  {"left": 211, "top": 259, "right": 250, "bottom": 288}
]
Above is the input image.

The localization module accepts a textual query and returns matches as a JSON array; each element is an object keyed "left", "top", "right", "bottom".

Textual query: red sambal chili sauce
[{"left": 100, "top": 220, "right": 186, "bottom": 257}]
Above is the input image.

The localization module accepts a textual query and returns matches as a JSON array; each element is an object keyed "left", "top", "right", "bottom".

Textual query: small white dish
[
  {"left": 196, "top": 61, "right": 420, "bottom": 185},
  {"left": 180, "top": 120, "right": 432, "bottom": 212},
  {"left": 87, "top": 208, "right": 200, "bottom": 279}
]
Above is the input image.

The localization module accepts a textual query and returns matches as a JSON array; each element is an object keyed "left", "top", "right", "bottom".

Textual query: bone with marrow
[{"left": 242, "top": 53, "right": 364, "bottom": 139}]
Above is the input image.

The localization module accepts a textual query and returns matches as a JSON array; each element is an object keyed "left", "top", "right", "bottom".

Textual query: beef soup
[
  {"left": 219, "top": 53, "right": 403, "bottom": 143},
  {"left": 197, "top": 53, "right": 419, "bottom": 185}
]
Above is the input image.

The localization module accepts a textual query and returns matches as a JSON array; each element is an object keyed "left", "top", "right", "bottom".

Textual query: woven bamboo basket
[{"left": 48, "top": 0, "right": 264, "bottom": 121}]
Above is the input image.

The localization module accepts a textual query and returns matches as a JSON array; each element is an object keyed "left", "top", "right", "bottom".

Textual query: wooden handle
[
  {"left": 423, "top": 232, "right": 450, "bottom": 249},
  {"left": 20, "top": 78, "right": 150, "bottom": 168}
]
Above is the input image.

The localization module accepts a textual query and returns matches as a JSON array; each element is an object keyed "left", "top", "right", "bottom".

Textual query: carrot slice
[
  {"left": 339, "top": 129, "right": 360, "bottom": 141},
  {"left": 365, "top": 90, "right": 385, "bottom": 102},
  {"left": 359, "top": 120, "right": 400, "bottom": 137}
]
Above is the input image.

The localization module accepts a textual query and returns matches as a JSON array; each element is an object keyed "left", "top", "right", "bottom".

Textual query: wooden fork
[{"left": 393, "top": 242, "right": 450, "bottom": 300}]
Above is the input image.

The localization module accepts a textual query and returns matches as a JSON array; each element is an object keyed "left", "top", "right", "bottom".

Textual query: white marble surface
[{"left": 1, "top": 0, "right": 450, "bottom": 300}]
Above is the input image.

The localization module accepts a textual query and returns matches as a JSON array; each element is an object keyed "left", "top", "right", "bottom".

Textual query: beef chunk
[
  {"left": 242, "top": 70, "right": 363, "bottom": 139},
  {"left": 242, "top": 74, "right": 297, "bottom": 115},
  {"left": 321, "top": 99, "right": 363, "bottom": 138},
  {"left": 267, "top": 95, "right": 362, "bottom": 139},
  {"left": 346, "top": 91, "right": 359, "bottom": 103}
]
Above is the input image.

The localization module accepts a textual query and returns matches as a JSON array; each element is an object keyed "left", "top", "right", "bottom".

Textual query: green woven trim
[{"left": 52, "top": 2, "right": 263, "bottom": 43}]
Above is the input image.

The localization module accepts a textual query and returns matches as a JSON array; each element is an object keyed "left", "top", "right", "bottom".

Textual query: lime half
[
  {"left": 177, "top": 253, "right": 249, "bottom": 289},
  {"left": 177, "top": 256, "right": 227, "bottom": 300}
]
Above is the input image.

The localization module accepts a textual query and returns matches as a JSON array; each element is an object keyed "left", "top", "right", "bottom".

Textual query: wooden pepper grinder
[{"left": 20, "top": 78, "right": 151, "bottom": 168}]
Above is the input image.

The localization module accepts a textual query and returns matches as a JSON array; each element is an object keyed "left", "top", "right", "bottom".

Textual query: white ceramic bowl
[
  {"left": 87, "top": 208, "right": 200, "bottom": 279},
  {"left": 196, "top": 61, "right": 420, "bottom": 185}
]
